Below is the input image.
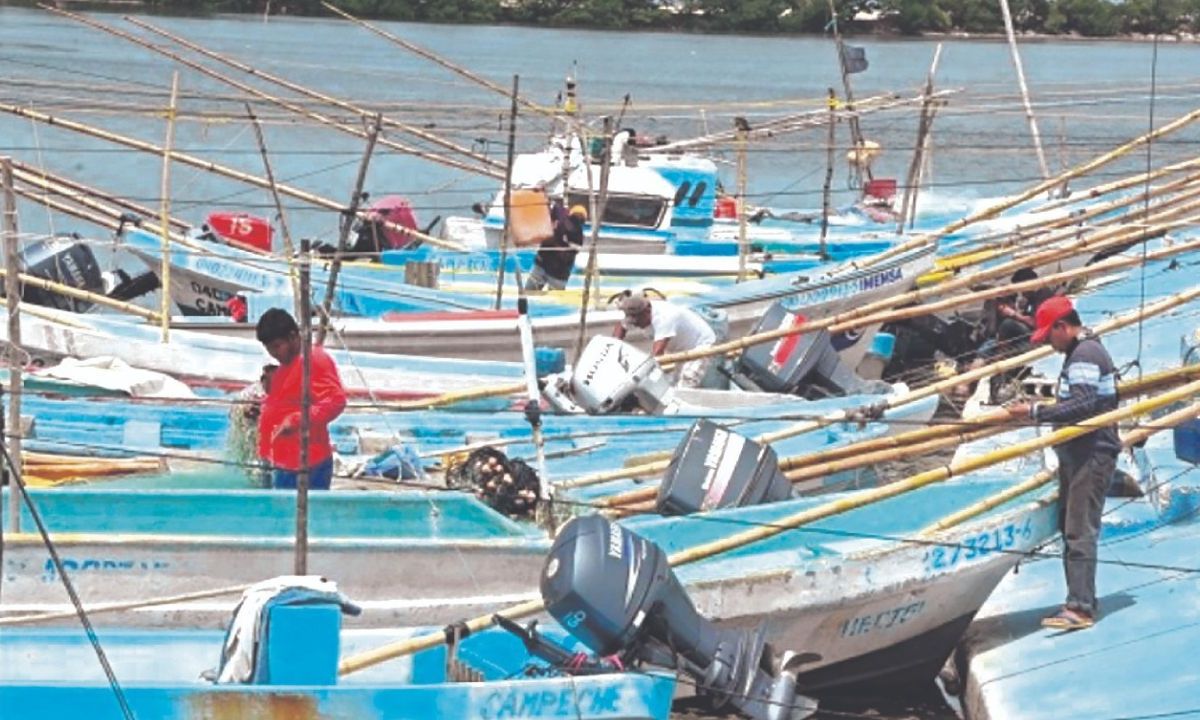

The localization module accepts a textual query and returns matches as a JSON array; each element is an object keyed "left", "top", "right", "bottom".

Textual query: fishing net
[{"left": 445, "top": 446, "right": 540, "bottom": 519}]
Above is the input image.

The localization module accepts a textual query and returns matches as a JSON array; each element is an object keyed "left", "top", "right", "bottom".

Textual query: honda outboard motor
[
  {"left": 19, "top": 236, "right": 105, "bottom": 312},
  {"left": 733, "top": 300, "right": 887, "bottom": 397},
  {"left": 545, "top": 336, "right": 677, "bottom": 414},
  {"left": 657, "top": 420, "right": 793, "bottom": 515},
  {"left": 542, "top": 515, "right": 818, "bottom": 720}
]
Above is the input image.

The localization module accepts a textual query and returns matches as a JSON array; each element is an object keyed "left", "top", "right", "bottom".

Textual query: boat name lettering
[
  {"left": 840, "top": 600, "right": 926, "bottom": 638},
  {"left": 480, "top": 684, "right": 621, "bottom": 718},
  {"left": 194, "top": 258, "right": 273, "bottom": 288},
  {"left": 702, "top": 428, "right": 729, "bottom": 472},
  {"left": 42, "top": 558, "right": 169, "bottom": 582},
  {"left": 582, "top": 342, "right": 614, "bottom": 387},
  {"left": 788, "top": 266, "right": 904, "bottom": 308},
  {"left": 925, "top": 518, "right": 1033, "bottom": 572},
  {"left": 608, "top": 523, "right": 623, "bottom": 560}
]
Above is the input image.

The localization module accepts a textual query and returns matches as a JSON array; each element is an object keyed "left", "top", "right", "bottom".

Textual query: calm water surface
[{"left": 2, "top": 6, "right": 1198, "bottom": 242}]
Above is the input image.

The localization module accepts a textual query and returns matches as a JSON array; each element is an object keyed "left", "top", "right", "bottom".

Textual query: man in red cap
[{"left": 1006, "top": 295, "right": 1119, "bottom": 631}]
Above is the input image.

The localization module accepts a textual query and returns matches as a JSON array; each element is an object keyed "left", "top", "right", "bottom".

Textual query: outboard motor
[
  {"left": 657, "top": 420, "right": 793, "bottom": 515},
  {"left": 19, "top": 236, "right": 106, "bottom": 312},
  {"left": 733, "top": 301, "right": 888, "bottom": 397},
  {"left": 546, "top": 335, "right": 677, "bottom": 414},
  {"left": 542, "top": 515, "right": 818, "bottom": 720}
]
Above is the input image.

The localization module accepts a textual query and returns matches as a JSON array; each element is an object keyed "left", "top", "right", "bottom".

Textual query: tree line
[{"left": 138, "top": 0, "right": 1200, "bottom": 38}]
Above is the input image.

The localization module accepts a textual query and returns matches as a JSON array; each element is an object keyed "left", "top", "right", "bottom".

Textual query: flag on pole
[{"left": 843, "top": 45, "right": 869, "bottom": 74}]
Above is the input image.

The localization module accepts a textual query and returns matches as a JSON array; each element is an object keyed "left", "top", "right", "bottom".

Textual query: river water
[
  {"left": 1, "top": 8, "right": 1197, "bottom": 718},
  {"left": 2, "top": 6, "right": 1199, "bottom": 243}
]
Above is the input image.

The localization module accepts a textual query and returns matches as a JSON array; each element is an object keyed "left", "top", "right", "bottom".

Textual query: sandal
[{"left": 1041, "top": 607, "right": 1095, "bottom": 631}]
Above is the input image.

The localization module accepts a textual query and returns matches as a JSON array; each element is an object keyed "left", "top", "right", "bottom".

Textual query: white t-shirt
[{"left": 628, "top": 300, "right": 715, "bottom": 353}]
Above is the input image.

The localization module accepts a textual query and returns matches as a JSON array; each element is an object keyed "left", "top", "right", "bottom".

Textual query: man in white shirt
[{"left": 614, "top": 291, "right": 717, "bottom": 388}]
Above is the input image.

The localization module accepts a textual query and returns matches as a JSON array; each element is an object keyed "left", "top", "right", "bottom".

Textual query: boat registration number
[{"left": 925, "top": 518, "right": 1033, "bottom": 573}]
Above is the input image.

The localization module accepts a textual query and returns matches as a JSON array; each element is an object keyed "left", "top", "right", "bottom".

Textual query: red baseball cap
[{"left": 1030, "top": 295, "right": 1074, "bottom": 344}]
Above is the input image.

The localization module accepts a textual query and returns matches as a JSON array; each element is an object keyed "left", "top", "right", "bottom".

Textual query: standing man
[
  {"left": 256, "top": 308, "right": 347, "bottom": 491},
  {"left": 1006, "top": 296, "right": 1119, "bottom": 631},
  {"left": 614, "top": 290, "right": 717, "bottom": 388},
  {"left": 526, "top": 202, "right": 586, "bottom": 292}
]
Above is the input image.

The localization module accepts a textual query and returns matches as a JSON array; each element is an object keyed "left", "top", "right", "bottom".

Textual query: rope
[{"left": 1134, "top": 2, "right": 1163, "bottom": 383}]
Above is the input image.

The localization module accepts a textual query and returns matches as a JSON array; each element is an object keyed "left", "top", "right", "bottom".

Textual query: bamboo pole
[
  {"left": 40, "top": 6, "right": 501, "bottom": 182},
  {"left": 0, "top": 103, "right": 468, "bottom": 251},
  {"left": 826, "top": 0, "right": 868, "bottom": 184},
  {"left": 860, "top": 104, "right": 1200, "bottom": 269},
  {"left": 125, "top": 15, "right": 503, "bottom": 174},
  {"left": 321, "top": 2, "right": 551, "bottom": 118},
  {"left": 0, "top": 583, "right": 251, "bottom": 627},
  {"left": 573, "top": 117, "right": 613, "bottom": 365},
  {"left": 340, "top": 376, "right": 1200, "bottom": 675},
  {"left": 7, "top": 158, "right": 188, "bottom": 231},
  {"left": 2, "top": 158, "right": 21, "bottom": 532},
  {"left": 999, "top": 0, "right": 1051, "bottom": 182},
  {"left": 295, "top": 239, "right": 312, "bottom": 575},
  {"left": 317, "top": 112, "right": 382, "bottom": 346},
  {"left": 0, "top": 271, "right": 160, "bottom": 321},
  {"left": 245, "top": 102, "right": 300, "bottom": 319},
  {"left": 494, "top": 76, "right": 519, "bottom": 311},
  {"left": 559, "top": 270, "right": 1200, "bottom": 490},
  {"left": 919, "top": 397, "right": 1200, "bottom": 535},
  {"left": 1032, "top": 154, "right": 1200, "bottom": 215},
  {"left": 819, "top": 90, "right": 836, "bottom": 261},
  {"left": 736, "top": 117, "right": 750, "bottom": 282},
  {"left": 394, "top": 206, "right": 1195, "bottom": 414},
  {"left": 898, "top": 44, "right": 942, "bottom": 233},
  {"left": 600, "top": 361, "right": 1200, "bottom": 510},
  {"left": 158, "top": 72, "right": 179, "bottom": 344}
]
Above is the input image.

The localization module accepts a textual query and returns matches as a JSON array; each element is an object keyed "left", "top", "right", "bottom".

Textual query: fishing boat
[{"left": 0, "top": 605, "right": 677, "bottom": 720}]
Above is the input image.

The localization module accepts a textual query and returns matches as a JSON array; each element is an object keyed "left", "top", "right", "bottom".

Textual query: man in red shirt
[{"left": 255, "top": 308, "right": 347, "bottom": 490}]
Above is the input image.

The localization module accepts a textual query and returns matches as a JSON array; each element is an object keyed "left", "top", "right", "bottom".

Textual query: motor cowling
[
  {"left": 541, "top": 515, "right": 817, "bottom": 720},
  {"left": 657, "top": 420, "right": 794, "bottom": 515},
  {"left": 19, "top": 236, "right": 105, "bottom": 312},
  {"left": 569, "top": 336, "right": 675, "bottom": 414}
]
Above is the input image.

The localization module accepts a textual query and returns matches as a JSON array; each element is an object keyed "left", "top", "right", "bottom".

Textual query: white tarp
[{"left": 35, "top": 356, "right": 196, "bottom": 399}]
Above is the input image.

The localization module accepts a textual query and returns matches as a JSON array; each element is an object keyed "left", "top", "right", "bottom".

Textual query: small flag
[{"left": 842, "top": 45, "right": 869, "bottom": 74}]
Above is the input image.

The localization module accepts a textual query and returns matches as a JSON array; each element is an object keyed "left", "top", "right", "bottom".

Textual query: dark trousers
[
  {"left": 273, "top": 457, "right": 334, "bottom": 491},
  {"left": 1055, "top": 450, "right": 1116, "bottom": 615}
]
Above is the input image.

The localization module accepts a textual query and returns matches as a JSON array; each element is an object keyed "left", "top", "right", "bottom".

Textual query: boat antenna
[{"left": 0, "top": 439, "right": 135, "bottom": 719}]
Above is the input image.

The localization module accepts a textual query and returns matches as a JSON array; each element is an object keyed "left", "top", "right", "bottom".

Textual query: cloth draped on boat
[
  {"left": 35, "top": 356, "right": 196, "bottom": 399},
  {"left": 213, "top": 575, "right": 360, "bottom": 684}
]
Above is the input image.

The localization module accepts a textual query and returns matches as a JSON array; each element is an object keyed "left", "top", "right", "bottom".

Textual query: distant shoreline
[{"left": 6, "top": 0, "right": 1199, "bottom": 44}]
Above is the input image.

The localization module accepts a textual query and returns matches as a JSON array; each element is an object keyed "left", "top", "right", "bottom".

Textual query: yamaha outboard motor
[
  {"left": 733, "top": 300, "right": 888, "bottom": 398},
  {"left": 18, "top": 236, "right": 105, "bottom": 312},
  {"left": 657, "top": 420, "right": 793, "bottom": 515},
  {"left": 542, "top": 515, "right": 818, "bottom": 720}
]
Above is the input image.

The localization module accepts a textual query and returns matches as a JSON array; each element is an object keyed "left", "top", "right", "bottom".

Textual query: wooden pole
[
  {"left": 317, "top": 112, "right": 382, "bottom": 345},
  {"left": 340, "top": 375, "right": 1200, "bottom": 675},
  {"left": 245, "top": 102, "right": 300, "bottom": 319},
  {"left": 573, "top": 117, "right": 613, "bottom": 365},
  {"left": 898, "top": 44, "right": 942, "bottom": 234},
  {"left": 320, "top": 2, "right": 550, "bottom": 118},
  {"left": 38, "top": 7, "right": 501, "bottom": 181},
  {"left": 7, "top": 158, "right": 187, "bottom": 231},
  {"left": 0, "top": 103, "right": 468, "bottom": 251},
  {"left": 494, "top": 76, "right": 519, "bottom": 311},
  {"left": 159, "top": 71, "right": 179, "bottom": 344},
  {"left": 861, "top": 104, "right": 1200, "bottom": 268},
  {"left": 819, "top": 89, "right": 836, "bottom": 261},
  {"left": 2, "top": 158, "right": 21, "bottom": 532},
  {"left": 826, "top": 0, "right": 869, "bottom": 185},
  {"left": 125, "top": 15, "right": 503, "bottom": 174},
  {"left": 998, "top": 0, "right": 1051, "bottom": 182},
  {"left": 735, "top": 117, "right": 750, "bottom": 282},
  {"left": 295, "top": 239, "right": 312, "bottom": 575}
]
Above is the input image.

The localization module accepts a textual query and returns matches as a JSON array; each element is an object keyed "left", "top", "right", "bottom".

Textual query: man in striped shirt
[{"left": 1006, "top": 296, "right": 1118, "bottom": 631}]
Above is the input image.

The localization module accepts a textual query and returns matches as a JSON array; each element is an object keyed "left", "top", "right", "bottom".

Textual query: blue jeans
[{"left": 273, "top": 457, "right": 333, "bottom": 490}]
